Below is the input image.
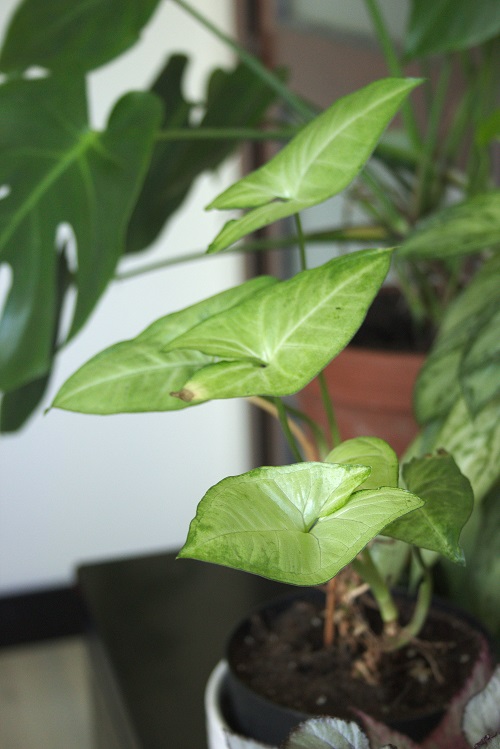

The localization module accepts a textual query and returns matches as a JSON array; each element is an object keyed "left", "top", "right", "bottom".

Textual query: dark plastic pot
[{"left": 220, "top": 589, "right": 492, "bottom": 747}]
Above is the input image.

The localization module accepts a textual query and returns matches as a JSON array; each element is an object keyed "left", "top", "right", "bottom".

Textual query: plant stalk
[
  {"left": 274, "top": 398, "right": 304, "bottom": 463},
  {"left": 351, "top": 548, "right": 399, "bottom": 634},
  {"left": 248, "top": 397, "right": 317, "bottom": 462},
  {"left": 362, "top": 0, "right": 421, "bottom": 149},
  {"left": 156, "top": 126, "right": 299, "bottom": 142},
  {"left": 323, "top": 577, "right": 337, "bottom": 648}
]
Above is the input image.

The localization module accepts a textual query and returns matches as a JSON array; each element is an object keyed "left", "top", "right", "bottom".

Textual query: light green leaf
[
  {"left": 178, "top": 463, "right": 423, "bottom": 586},
  {"left": 405, "top": 0, "right": 500, "bottom": 58},
  {"left": 52, "top": 277, "right": 276, "bottom": 414},
  {"left": 325, "top": 437, "right": 398, "bottom": 490},
  {"left": 0, "top": 0, "right": 161, "bottom": 74},
  {"left": 397, "top": 192, "right": 500, "bottom": 259},
  {"left": 384, "top": 453, "right": 474, "bottom": 563},
  {"left": 168, "top": 248, "right": 391, "bottom": 402},
  {"left": 207, "top": 78, "right": 421, "bottom": 252},
  {"left": 0, "top": 75, "right": 162, "bottom": 393}
]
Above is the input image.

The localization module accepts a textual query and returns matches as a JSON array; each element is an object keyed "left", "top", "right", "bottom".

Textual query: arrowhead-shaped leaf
[
  {"left": 0, "top": 75, "right": 162, "bottom": 393},
  {"left": 207, "top": 77, "right": 421, "bottom": 252},
  {"left": 0, "top": 0, "right": 161, "bottom": 74},
  {"left": 167, "top": 248, "right": 392, "bottom": 402},
  {"left": 397, "top": 193, "right": 500, "bottom": 259},
  {"left": 325, "top": 437, "right": 399, "bottom": 491},
  {"left": 384, "top": 453, "right": 474, "bottom": 563},
  {"left": 178, "top": 462, "right": 423, "bottom": 586},
  {"left": 405, "top": 0, "right": 500, "bottom": 59},
  {"left": 52, "top": 277, "right": 276, "bottom": 414}
]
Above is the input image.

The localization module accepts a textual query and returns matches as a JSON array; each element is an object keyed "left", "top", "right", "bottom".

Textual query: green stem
[
  {"left": 361, "top": 167, "right": 410, "bottom": 235},
  {"left": 391, "top": 548, "right": 433, "bottom": 649},
  {"left": 156, "top": 126, "right": 299, "bottom": 142},
  {"left": 351, "top": 548, "right": 399, "bottom": 627},
  {"left": 412, "top": 58, "right": 452, "bottom": 218},
  {"left": 363, "top": 0, "right": 421, "bottom": 149},
  {"left": 172, "top": 0, "right": 316, "bottom": 122},
  {"left": 279, "top": 401, "right": 330, "bottom": 460},
  {"left": 114, "top": 225, "right": 390, "bottom": 283},
  {"left": 274, "top": 398, "right": 303, "bottom": 463},
  {"left": 294, "top": 213, "right": 307, "bottom": 271},
  {"left": 318, "top": 372, "right": 341, "bottom": 449}
]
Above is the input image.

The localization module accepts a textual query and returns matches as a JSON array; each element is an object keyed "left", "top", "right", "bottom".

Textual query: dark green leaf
[
  {"left": 384, "top": 453, "right": 474, "bottom": 563},
  {"left": 0, "top": 371, "right": 51, "bottom": 432},
  {"left": 397, "top": 193, "right": 500, "bottom": 260},
  {"left": 126, "top": 57, "right": 284, "bottom": 253},
  {"left": 0, "top": 0, "right": 161, "bottom": 74},
  {"left": 414, "top": 254, "right": 500, "bottom": 423},
  {"left": 405, "top": 0, "right": 500, "bottom": 58},
  {"left": 0, "top": 75, "right": 162, "bottom": 392}
]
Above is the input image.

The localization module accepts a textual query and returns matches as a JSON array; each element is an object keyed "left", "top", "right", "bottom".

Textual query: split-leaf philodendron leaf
[
  {"left": 52, "top": 277, "right": 276, "bottom": 414},
  {"left": 178, "top": 462, "right": 423, "bottom": 585},
  {"left": 0, "top": 75, "right": 162, "bottom": 395},
  {"left": 206, "top": 77, "right": 421, "bottom": 252},
  {"left": 0, "top": 0, "right": 162, "bottom": 75}
]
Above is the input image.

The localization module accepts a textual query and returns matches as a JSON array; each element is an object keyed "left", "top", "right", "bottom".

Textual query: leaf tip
[{"left": 171, "top": 388, "right": 195, "bottom": 402}]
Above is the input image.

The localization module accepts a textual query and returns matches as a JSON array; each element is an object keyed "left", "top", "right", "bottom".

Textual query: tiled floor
[{"left": 0, "top": 636, "right": 92, "bottom": 749}]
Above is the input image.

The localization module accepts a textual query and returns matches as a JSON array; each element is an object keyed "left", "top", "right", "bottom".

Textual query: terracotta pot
[{"left": 298, "top": 346, "right": 425, "bottom": 456}]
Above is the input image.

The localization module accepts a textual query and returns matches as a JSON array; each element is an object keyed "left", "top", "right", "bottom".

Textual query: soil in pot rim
[{"left": 226, "top": 586, "right": 487, "bottom": 735}]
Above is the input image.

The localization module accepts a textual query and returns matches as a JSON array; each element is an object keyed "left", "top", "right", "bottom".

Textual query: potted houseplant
[
  {"left": 1, "top": 0, "right": 498, "bottom": 740},
  {"left": 50, "top": 74, "right": 493, "bottom": 744},
  {"left": 221, "top": 662, "right": 500, "bottom": 749}
]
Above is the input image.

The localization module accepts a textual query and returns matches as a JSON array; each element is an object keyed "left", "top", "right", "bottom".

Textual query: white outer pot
[{"left": 205, "top": 660, "right": 276, "bottom": 749}]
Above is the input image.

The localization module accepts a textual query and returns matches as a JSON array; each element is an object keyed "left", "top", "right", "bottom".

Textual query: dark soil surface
[
  {"left": 227, "top": 589, "right": 484, "bottom": 732},
  {"left": 351, "top": 286, "right": 434, "bottom": 352}
]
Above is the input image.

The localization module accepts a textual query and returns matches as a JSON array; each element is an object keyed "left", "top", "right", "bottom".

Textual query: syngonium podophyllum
[{"left": 52, "top": 75, "right": 474, "bottom": 643}]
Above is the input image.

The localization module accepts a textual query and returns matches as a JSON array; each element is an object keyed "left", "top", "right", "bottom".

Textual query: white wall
[{"left": 0, "top": 0, "right": 252, "bottom": 594}]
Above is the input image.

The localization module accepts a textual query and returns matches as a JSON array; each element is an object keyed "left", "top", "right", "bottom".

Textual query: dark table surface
[{"left": 78, "top": 551, "right": 291, "bottom": 749}]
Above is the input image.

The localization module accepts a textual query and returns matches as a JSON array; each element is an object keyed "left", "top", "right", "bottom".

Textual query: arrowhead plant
[{"left": 51, "top": 71, "right": 475, "bottom": 652}]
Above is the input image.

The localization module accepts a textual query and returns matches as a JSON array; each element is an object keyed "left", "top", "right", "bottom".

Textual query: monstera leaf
[
  {"left": 0, "top": 0, "right": 161, "bottom": 74},
  {"left": 0, "top": 74, "right": 162, "bottom": 430},
  {"left": 178, "top": 462, "right": 422, "bottom": 586},
  {"left": 126, "top": 55, "right": 285, "bottom": 253}
]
